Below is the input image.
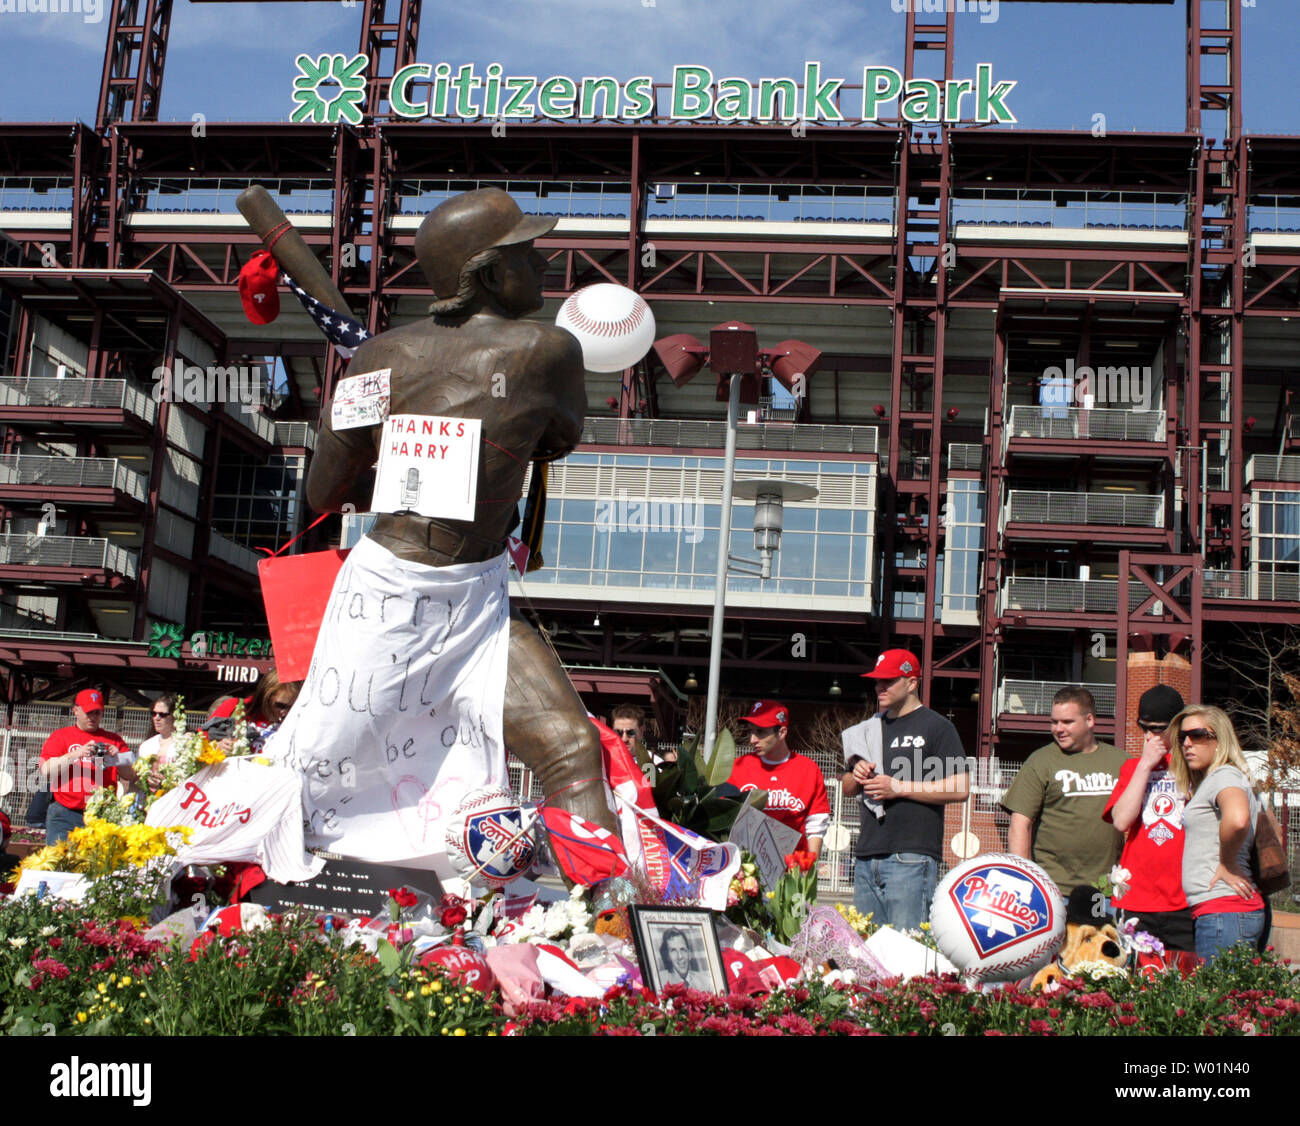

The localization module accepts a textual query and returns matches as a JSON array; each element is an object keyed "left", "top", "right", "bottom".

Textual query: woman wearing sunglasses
[
  {"left": 138, "top": 694, "right": 177, "bottom": 765},
  {"left": 1168, "top": 705, "right": 1265, "bottom": 962}
]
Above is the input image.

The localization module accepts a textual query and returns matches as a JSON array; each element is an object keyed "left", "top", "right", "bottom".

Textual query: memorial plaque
[{"left": 249, "top": 853, "right": 443, "bottom": 919}]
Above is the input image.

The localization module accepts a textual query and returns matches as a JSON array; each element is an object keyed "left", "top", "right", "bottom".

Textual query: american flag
[
  {"left": 281, "top": 273, "right": 372, "bottom": 358},
  {"left": 537, "top": 805, "right": 630, "bottom": 886}
]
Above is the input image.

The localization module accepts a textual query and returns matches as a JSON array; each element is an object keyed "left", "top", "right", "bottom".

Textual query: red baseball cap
[
  {"left": 74, "top": 689, "right": 104, "bottom": 711},
  {"left": 862, "top": 649, "right": 921, "bottom": 679},
  {"left": 238, "top": 250, "right": 281, "bottom": 325},
  {"left": 740, "top": 699, "right": 790, "bottom": 727}
]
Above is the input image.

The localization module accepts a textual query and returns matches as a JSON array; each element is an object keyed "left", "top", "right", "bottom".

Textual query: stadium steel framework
[{"left": 0, "top": 0, "right": 1298, "bottom": 761}]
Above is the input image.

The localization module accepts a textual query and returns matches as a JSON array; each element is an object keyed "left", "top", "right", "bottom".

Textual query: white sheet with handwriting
[{"left": 265, "top": 536, "right": 510, "bottom": 875}]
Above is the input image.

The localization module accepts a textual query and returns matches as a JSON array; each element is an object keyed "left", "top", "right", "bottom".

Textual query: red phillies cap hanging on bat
[{"left": 238, "top": 250, "right": 281, "bottom": 325}]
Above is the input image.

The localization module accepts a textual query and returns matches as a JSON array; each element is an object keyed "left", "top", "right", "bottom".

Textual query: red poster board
[{"left": 258, "top": 549, "right": 348, "bottom": 682}]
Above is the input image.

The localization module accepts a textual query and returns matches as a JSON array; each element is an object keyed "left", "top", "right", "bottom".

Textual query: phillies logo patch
[
  {"left": 949, "top": 864, "right": 1055, "bottom": 958},
  {"left": 462, "top": 806, "right": 535, "bottom": 881}
]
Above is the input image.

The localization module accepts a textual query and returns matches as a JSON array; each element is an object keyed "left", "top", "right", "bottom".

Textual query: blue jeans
[
  {"left": 1193, "top": 910, "right": 1266, "bottom": 963},
  {"left": 853, "top": 853, "right": 938, "bottom": 933},
  {"left": 45, "top": 801, "right": 84, "bottom": 845}
]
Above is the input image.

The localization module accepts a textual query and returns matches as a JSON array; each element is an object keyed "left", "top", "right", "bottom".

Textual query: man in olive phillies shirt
[
  {"left": 727, "top": 700, "right": 831, "bottom": 857},
  {"left": 1103, "top": 685, "right": 1194, "bottom": 951},
  {"left": 39, "top": 689, "right": 135, "bottom": 844}
]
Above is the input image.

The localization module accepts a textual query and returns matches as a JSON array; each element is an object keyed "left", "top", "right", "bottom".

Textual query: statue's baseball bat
[{"left": 236, "top": 185, "right": 351, "bottom": 313}]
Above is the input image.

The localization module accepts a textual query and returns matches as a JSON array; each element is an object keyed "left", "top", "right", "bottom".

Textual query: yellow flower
[
  {"left": 76, "top": 1012, "right": 87, "bottom": 1023},
  {"left": 196, "top": 738, "right": 226, "bottom": 766},
  {"left": 431, "top": 981, "right": 442, "bottom": 993},
  {"left": 453, "top": 1028, "right": 466, "bottom": 1037}
]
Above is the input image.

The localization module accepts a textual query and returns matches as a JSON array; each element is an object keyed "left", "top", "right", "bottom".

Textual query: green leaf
[
  {"left": 376, "top": 938, "right": 401, "bottom": 977},
  {"left": 703, "top": 727, "right": 736, "bottom": 786},
  {"left": 679, "top": 748, "right": 702, "bottom": 792},
  {"left": 650, "top": 764, "right": 682, "bottom": 806},
  {"left": 743, "top": 787, "right": 768, "bottom": 812}
]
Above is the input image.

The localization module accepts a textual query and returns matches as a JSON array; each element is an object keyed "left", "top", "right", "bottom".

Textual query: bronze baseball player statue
[{"left": 304, "top": 188, "right": 619, "bottom": 842}]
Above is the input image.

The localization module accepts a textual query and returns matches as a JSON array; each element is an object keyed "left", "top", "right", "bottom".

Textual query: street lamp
[{"left": 653, "top": 322, "right": 822, "bottom": 758}]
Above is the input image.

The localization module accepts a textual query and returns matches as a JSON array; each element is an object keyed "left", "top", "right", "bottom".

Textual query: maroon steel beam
[
  {"left": 360, "top": 0, "right": 423, "bottom": 119},
  {"left": 96, "top": 0, "right": 173, "bottom": 131},
  {"left": 977, "top": 321, "right": 1007, "bottom": 760}
]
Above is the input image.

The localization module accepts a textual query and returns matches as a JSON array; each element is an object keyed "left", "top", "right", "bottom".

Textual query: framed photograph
[{"left": 629, "top": 906, "right": 728, "bottom": 995}]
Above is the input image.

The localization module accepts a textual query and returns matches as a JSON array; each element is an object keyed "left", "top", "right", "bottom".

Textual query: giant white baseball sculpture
[
  {"left": 556, "top": 283, "right": 656, "bottom": 373},
  {"left": 929, "top": 853, "right": 1066, "bottom": 984}
]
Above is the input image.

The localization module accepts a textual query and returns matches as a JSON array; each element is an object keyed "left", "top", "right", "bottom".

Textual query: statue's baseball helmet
[{"left": 414, "top": 188, "right": 555, "bottom": 300}]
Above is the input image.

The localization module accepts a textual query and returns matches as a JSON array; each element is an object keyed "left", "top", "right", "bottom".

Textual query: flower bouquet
[
  {"left": 135, "top": 697, "right": 262, "bottom": 813},
  {"left": 13, "top": 817, "right": 193, "bottom": 924},
  {"left": 767, "top": 850, "right": 819, "bottom": 945}
]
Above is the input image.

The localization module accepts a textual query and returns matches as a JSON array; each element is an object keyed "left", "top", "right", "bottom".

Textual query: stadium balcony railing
[
  {"left": 579, "top": 416, "right": 879, "bottom": 455},
  {"left": 0, "top": 377, "right": 158, "bottom": 425},
  {"left": 0, "top": 534, "right": 138, "bottom": 580},
  {"left": 0, "top": 454, "right": 148, "bottom": 503}
]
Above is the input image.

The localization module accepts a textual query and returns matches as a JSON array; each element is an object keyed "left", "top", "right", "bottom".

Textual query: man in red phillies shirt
[
  {"left": 38, "top": 689, "right": 136, "bottom": 844},
  {"left": 1103, "top": 684, "right": 1194, "bottom": 951},
  {"left": 727, "top": 700, "right": 830, "bottom": 858}
]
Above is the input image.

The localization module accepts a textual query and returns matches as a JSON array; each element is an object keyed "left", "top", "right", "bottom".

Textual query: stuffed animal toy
[{"left": 1031, "top": 886, "right": 1127, "bottom": 989}]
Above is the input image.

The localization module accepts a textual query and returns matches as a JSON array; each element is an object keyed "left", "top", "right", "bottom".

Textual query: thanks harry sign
[{"left": 372, "top": 414, "right": 481, "bottom": 521}]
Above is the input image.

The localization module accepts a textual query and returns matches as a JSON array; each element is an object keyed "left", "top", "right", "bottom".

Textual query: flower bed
[{"left": 1, "top": 895, "right": 1296, "bottom": 1036}]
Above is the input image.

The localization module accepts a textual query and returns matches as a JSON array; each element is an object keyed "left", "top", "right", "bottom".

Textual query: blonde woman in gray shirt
[{"left": 1167, "top": 705, "right": 1265, "bottom": 962}]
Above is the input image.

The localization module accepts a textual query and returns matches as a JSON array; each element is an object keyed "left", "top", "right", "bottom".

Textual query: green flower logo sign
[
  {"left": 291, "top": 53, "right": 368, "bottom": 125},
  {"left": 147, "top": 620, "right": 185, "bottom": 659}
]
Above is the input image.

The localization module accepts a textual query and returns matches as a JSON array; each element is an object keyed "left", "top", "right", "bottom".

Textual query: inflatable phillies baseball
[
  {"left": 930, "top": 853, "right": 1066, "bottom": 983},
  {"left": 444, "top": 786, "right": 536, "bottom": 890}
]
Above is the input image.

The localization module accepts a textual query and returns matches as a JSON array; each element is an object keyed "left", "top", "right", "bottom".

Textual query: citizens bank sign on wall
[{"left": 290, "top": 57, "right": 1017, "bottom": 127}]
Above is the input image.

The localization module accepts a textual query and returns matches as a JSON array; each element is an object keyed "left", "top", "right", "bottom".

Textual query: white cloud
[{"left": 2, "top": 3, "right": 112, "bottom": 51}]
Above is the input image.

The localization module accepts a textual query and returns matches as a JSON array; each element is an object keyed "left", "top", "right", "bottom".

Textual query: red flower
[
  {"left": 440, "top": 905, "right": 468, "bottom": 928},
  {"left": 784, "top": 850, "right": 816, "bottom": 873},
  {"left": 31, "top": 958, "right": 70, "bottom": 980},
  {"left": 388, "top": 887, "right": 419, "bottom": 909}
]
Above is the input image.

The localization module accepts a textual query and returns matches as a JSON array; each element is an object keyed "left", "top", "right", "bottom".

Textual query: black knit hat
[{"left": 1138, "top": 685, "right": 1184, "bottom": 726}]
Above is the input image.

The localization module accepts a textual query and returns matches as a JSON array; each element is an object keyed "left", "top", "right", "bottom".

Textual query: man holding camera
[{"left": 38, "top": 689, "right": 136, "bottom": 844}]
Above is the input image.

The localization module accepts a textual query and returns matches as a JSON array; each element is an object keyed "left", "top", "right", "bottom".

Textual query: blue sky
[{"left": 0, "top": 1, "right": 1297, "bottom": 134}]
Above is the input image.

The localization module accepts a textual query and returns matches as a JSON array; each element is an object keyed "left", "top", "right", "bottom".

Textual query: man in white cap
[{"left": 842, "top": 649, "right": 969, "bottom": 931}]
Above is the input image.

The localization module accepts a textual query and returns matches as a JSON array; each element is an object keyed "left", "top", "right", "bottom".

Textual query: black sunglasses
[
  {"left": 1136, "top": 721, "right": 1167, "bottom": 735},
  {"left": 1179, "top": 727, "right": 1216, "bottom": 744},
  {"left": 152, "top": 710, "right": 171, "bottom": 718}
]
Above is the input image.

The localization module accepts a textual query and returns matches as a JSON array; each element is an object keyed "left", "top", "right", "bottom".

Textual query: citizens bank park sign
[{"left": 290, "top": 57, "right": 1018, "bottom": 127}]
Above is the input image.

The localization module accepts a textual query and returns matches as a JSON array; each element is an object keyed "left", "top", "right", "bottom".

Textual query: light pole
[
  {"left": 701, "top": 398, "right": 818, "bottom": 755},
  {"left": 653, "top": 323, "right": 822, "bottom": 759}
]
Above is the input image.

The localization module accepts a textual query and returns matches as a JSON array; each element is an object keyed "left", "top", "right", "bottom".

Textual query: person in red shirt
[
  {"left": 1103, "top": 684, "right": 1194, "bottom": 951},
  {"left": 38, "top": 689, "right": 136, "bottom": 844},
  {"left": 727, "top": 700, "right": 830, "bottom": 857}
]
